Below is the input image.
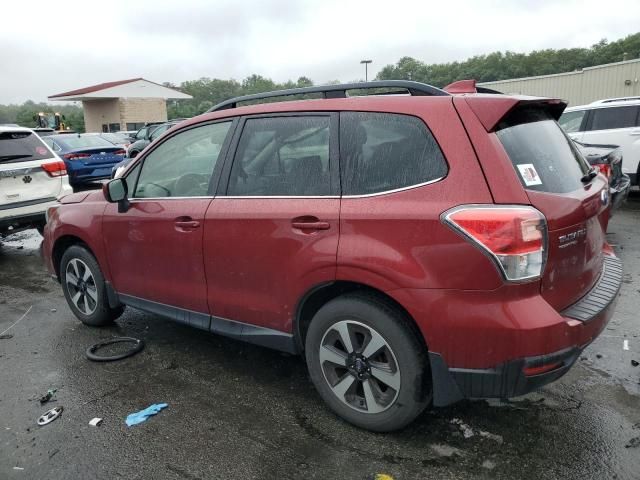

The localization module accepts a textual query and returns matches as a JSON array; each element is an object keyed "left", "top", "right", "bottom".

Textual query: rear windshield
[
  {"left": 0, "top": 131, "right": 52, "bottom": 163},
  {"left": 496, "top": 109, "right": 590, "bottom": 193},
  {"left": 101, "top": 133, "right": 127, "bottom": 144},
  {"left": 57, "top": 135, "right": 116, "bottom": 149}
]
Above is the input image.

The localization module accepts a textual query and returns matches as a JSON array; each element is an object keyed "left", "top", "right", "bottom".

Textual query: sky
[{"left": 1, "top": 0, "right": 639, "bottom": 104}]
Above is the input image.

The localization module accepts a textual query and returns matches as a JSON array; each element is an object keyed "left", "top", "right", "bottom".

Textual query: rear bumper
[
  {"left": 610, "top": 175, "right": 631, "bottom": 211},
  {"left": 0, "top": 195, "right": 66, "bottom": 234},
  {"left": 0, "top": 211, "right": 46, "bottom": 235},
  {"left": 429, "top": 346, "right": 582, "bottom": 403},
  {"left": 391, "top": 255, "right": 622, "bottom": 406},
  {"left": 66, "top": 163, "right": 121, "bottom": 186}
]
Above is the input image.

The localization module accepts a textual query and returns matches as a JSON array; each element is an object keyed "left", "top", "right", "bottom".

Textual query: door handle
[
  {"left": 174, "top": 217, "right": 200, "bottom": 230},
  {"left": 291, "top": 221, "right": 330, "bottom": 230}
]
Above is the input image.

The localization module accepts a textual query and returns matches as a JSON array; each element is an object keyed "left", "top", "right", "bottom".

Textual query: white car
[
  {"left": 0, "top": 126, "right": 72, "bottom": 237},
  {"left": 558, "top": 97, "right": 640, "bottom": 185}
]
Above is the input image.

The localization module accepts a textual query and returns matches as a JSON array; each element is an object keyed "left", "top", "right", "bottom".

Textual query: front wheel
[
  {"left": 60, "top": 245, "right": 124, "bottom": 326},
  {"left": 305, "top": 294, "right": 431, "bottom": 432}
]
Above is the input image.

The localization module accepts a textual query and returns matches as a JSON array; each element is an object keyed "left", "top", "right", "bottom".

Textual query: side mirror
[{"left": 103, "top": 178, "right": 129, "bottom": 213}]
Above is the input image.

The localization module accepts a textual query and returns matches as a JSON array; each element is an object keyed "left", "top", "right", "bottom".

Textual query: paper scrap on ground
[
  {"left": 89, "top": 418, "right": 103, "bottom": 427},
  {"left": 125, "top": 403, "right": 168, "bottom": 427},
  {"left": 623, "top": 339, "right": 629, "bottom": 351}
]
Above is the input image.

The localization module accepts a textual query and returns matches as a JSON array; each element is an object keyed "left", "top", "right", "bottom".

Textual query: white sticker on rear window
[{"left": 516, "top": 164, "right": 543, "bottom": 186}]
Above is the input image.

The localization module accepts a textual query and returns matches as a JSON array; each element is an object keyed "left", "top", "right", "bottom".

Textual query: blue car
[{"left": 42, "top": 134, "right": 126, "bottom": 187}]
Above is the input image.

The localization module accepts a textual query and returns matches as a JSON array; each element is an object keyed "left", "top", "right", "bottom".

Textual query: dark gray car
[{"left": 127, "top": 120, "right": 185, "bottom": 158}]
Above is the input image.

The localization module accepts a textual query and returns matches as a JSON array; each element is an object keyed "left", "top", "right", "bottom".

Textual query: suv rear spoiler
[
  {"left": 443, "top": 79, "right": 503, "bottom": 95},
  {"left": 463, "top": 95, "right": 567, "bottom": 132}
]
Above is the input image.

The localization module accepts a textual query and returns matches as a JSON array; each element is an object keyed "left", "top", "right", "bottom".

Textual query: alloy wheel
[
  {"left": 319, "top": 320, "right": 400, "bottom": 414},
  {"left": 65, "top": 258, "right": 98, "bottom": 315}
]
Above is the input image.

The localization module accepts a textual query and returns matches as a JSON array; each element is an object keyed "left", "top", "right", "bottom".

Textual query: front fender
[{"left": 48, "top": 199, "right": 110, "bottom": 281}]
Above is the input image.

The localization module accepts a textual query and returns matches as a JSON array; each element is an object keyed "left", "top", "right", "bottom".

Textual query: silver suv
[
  {"left": 0, "top": 126, "right": 72, "bottom": 237},
  {"left": 559, "top": 97, "right": 640, "bottom": 185}
]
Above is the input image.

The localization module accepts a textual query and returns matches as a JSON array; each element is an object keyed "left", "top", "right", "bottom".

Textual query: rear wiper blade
[
  {"left": 581, "top": 167, "right": 597, "bottom": 183},
  {"left": 0, "top": 154, "right": 31, "bottom": 162}
]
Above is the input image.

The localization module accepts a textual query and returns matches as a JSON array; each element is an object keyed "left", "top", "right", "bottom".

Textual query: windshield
[
  {"left": 57, "top": 135, "right": 116, "bottom": 150},
  {"left": 0, "top": 131, "right": 52, "bottom": 163},
  {"left": 496, "top": 109, "right": 590, "bottom": 194}
]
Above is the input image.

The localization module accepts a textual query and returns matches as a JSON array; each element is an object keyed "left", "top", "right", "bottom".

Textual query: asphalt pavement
[{"left": 1, "top": 194, "right": 639, "bottom": 480}]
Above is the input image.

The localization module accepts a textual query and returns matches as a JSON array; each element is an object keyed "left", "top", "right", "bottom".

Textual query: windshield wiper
[
  {"left": 581, "top": 167, "right": 598, "bottom": 184},
  {"left": 0, "top": 154, "right": 31, "bottom": 162}
]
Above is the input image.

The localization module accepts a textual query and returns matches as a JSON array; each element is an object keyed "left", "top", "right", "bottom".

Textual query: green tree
[{"left": 377, "top": 32, "right": 640, "bottom": 87}]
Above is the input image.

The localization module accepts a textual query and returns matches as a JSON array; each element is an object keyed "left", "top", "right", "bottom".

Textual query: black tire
[
  {"left": 129, "top": 150, "right": 139, "bottom": 158},
  {"left": 305, "top": 293, "right": 431, "bottom": 432},
  {"left": 60, "top": 245, "right": 124, "bottom": 326}
]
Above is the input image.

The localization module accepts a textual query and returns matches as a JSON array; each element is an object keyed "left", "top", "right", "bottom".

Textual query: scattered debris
[
  {"left": 479, "top": 430, "right": 504, "bottom": 444},
  {"left": 13, "top": 467, "right": 24, "bottom": 471},
  {"left": 39, "top": 389, "right": 57, "bottom": 405},
  {"left": 596, "top": 354, "right": 603, "bottom": 359},
  {"left": 631, "top": 360, "right": 639, "bottom": 367},
  {"left": 0, "top": 334, "right": 14, "bottom": 340},
  {"left": 625, "top": 437, "right": 640, "bottom": 448},
  {"left": 374, "top": 474, "right": 394, "bottom": 480},
  {"left": 482, "top": 460, "right": 496, "bottom": 470},
  {"left": 0, "top": 306, "right": 33, "bottom": 337},
  {"left": 451, "top": 418, "right": 475, "bottom": 438},
  {"left": 86, "top": 337, "right": 145, "bottom": 362},
  {"left": 50, "top": 308, "right": 56, "bottom": 313},
  {"left": 49, "top": 449, "right": 59, "bottom": 459},
  {"left": 126, "top": 403, "right": 168, "bottom": 427},
  {"left": 89, "top": 418, "right": 103, "bottom": 427},
  {"left": 37, "top": 406, "right": 63, "bottom": 426},
  {"left": 623, "top": 339, "right": 630, "bottom": 351},
  {"left": 430, "top": 443, "right": 464, "bottom": 458}
]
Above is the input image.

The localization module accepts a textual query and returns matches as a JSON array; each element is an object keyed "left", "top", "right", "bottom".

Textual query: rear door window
[
  {"left": 558, "top": 110, "right": 586, "bottom": 133},
  {"left": 0, "top": 131, "right": 52, "bottom": 163},
  {"left": 339, "top": 112, "right": 447, "bottom": 195},
  {"left": 587, "top": 106, "right": 639, "bottom": 131},
  {"left": 227, "top": 116, "right": 331, "bottom": 196},
  {"left": 496, "top": 108, "right": 590, "bottom": 194}
]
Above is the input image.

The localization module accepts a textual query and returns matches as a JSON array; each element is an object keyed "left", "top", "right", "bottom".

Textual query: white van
[
  {"left": 559, "top": 97, "right": 640, "bottom": 185},
  {"left": 0, "top": 126, "right": 72, "bottom": 237}
]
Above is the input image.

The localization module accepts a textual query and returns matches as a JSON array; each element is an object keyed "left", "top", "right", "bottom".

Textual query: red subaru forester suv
[{"left": 42, "top": 81, "right": 622, "bottom": 431}]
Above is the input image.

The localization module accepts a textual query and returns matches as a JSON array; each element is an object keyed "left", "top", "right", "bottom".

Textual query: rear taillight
[
  {"left": 41, "top": 161, "right": 67, "bottom": 177},
  {"left": 63, "top": 153, "right": 91, "bottom": 160},
  {"left": 114, "top": 149, "right": 126, "bottom": 156},
  {"left": 593, "top": 163, "right": 612, "bottom": 179},
  {"left": 442, "top": 205, "right": 548, "bottom": 282}
]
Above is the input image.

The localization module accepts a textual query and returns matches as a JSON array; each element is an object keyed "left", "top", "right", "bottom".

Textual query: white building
[{"left": 49, "top": 78, "right": 192, "bottom": 132}]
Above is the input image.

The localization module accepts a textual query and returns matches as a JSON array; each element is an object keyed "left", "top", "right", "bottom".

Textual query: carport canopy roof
[{"left": 48, "top": 78, "right": 192, "bottom": 101}]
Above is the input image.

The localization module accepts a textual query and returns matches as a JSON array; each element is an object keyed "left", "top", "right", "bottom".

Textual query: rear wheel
[
  {"left": 305, "top": 294, "right": 431, "bottom": 432},
  {"left": 60, "top": 245, "right": 124, "bottom": 326}
]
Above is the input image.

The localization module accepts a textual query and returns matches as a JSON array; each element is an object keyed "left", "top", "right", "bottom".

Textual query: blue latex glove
[{"left": 125, "top": 403, "right": 168, "bottom": 426}]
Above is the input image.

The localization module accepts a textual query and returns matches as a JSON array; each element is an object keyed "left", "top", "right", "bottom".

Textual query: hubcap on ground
[
  {"left": 65, "top": 258, "right": 98, "bottom": 315},
  {"left": 319, "top": 320, "right": 400, "bottom": 414}
]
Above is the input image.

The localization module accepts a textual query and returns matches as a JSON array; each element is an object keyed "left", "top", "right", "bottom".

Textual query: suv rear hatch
[
  {"left": 0, "top": 130, "right": 64, "bottom": 207},
  {"left": 459, "top": 97, "right": 609, "bottom": 312}
]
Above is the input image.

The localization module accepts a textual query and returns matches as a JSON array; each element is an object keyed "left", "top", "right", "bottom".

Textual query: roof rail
[
  {"left": 207, "top": 80, "right": 450, "bottom": 112},
  {"left": 590, "top": 96, "right": 640, "bottom": 105}
]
